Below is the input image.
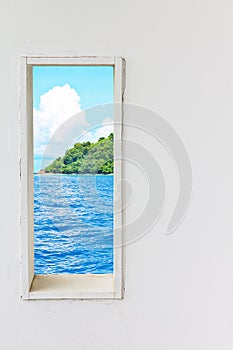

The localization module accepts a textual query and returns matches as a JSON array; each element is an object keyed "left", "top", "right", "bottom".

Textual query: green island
[{"left": 39, "top": 133, "right": 114, "bottom": 175}]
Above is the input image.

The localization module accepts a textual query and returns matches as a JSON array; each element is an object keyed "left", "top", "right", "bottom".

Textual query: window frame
[{"left": 20, "top": 56, "right": 125, "bottom": 300}]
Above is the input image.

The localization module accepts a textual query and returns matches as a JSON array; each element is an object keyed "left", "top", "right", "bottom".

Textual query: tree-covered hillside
[{"left": 43, "top": 133, "right": 113, "bottom": 174}]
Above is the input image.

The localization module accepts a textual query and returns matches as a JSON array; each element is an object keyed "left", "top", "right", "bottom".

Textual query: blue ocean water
[{"left": 34, "top": 174, "right": 113, "bottom": 274}]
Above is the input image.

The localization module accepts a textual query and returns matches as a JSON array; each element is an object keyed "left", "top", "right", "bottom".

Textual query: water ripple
[{"left": 34, "top": 175, "right": 113, "bottom": 274}]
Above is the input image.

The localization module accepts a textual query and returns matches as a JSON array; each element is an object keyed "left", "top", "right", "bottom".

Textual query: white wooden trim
[
  {"left": 26, "top": 56, "right": 115, "bottom": 66},
  {"left": 113, "top": 57, "right": 125, "bottom": 299},
  {"left": 20, "top": 58, "right": 34, "bottom": 299},
  {"left": 20, "top": 56, "right": 125, "bottom": 300}
]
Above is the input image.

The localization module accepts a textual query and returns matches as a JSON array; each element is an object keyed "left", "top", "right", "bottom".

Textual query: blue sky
[
  {"left": 33, "top": 66, "right": 114, "bottom": 172},
  {"left": 33, "top": 66, "right": 114, "bottom": 110}
]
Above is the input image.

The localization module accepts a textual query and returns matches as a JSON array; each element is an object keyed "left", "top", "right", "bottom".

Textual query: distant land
[{"left": 37, "top": 133, "right": 113, "bottom": 175}]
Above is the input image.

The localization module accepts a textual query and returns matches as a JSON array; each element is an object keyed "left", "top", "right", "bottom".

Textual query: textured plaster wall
[{"left": 1, "top": 0, "right": 233, "bottom": 349}]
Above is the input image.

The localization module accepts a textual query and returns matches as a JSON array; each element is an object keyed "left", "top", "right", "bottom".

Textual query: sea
[{"left": 34, "top": 174, "right": 114, "bottom": 274}]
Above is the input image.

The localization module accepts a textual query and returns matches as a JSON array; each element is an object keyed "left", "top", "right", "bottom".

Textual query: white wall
[{"left": 1, "top": 0, "right": 233, "bottom": 349}]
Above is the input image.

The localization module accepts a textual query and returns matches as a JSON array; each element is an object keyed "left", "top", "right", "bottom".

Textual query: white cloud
[
  {"left": 34, "top": 84, "right": 87, "bottom": 157},
  {"left": 34, "top": 84, "right": 113, "bottom": 170},
  {"left": 78, "top": 117, "right": 113, "bottom": 143},
  {"left": 94, "top": 117, "right": 113, "bottom": 139}
]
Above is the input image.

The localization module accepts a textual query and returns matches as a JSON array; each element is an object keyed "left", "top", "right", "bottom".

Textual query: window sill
[{"left": 22, "top": 274, "right": 117, "bottom": 300}]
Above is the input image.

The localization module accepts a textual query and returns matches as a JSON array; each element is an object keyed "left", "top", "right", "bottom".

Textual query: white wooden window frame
[{"left": 20, "top": 56, "right": 125, "bottom": 300}]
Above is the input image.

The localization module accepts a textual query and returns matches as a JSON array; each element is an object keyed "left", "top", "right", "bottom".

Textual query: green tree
[{"left": 43, "top": 133, "right": 114, "bottom": 175}]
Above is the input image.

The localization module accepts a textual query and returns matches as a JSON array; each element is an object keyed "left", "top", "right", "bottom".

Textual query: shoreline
[{"left": 34, "top": 173, "right": 113, "bottom": 176}]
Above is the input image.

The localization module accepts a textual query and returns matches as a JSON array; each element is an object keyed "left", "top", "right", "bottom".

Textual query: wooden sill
[{"left": 23, "top": 274, "right": 115, "bottom": 300}]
